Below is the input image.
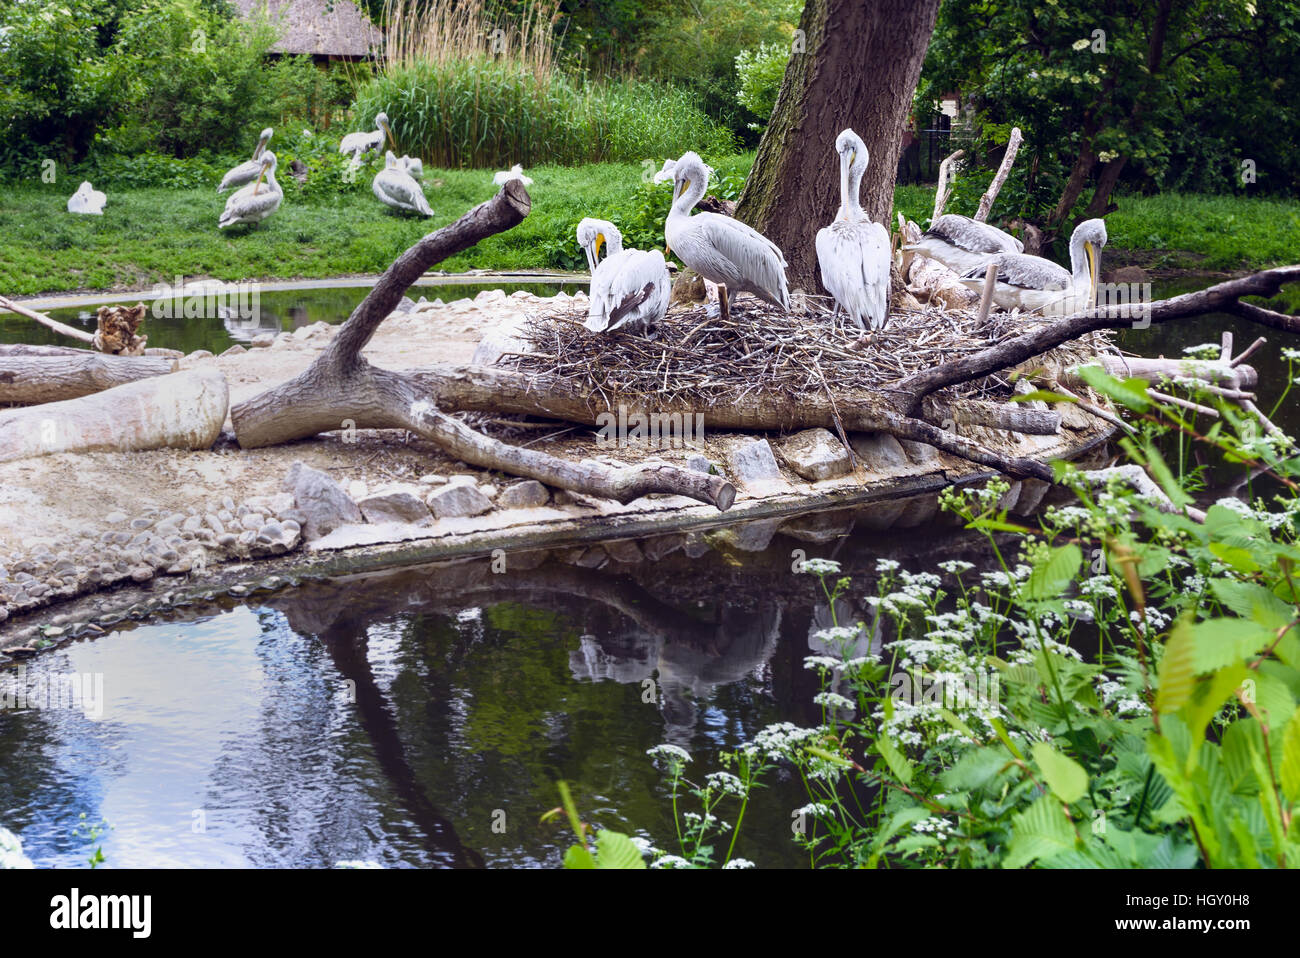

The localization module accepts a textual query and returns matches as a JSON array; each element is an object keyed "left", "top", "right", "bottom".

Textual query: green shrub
[{"left": 734, "top": 41, "right": 790, "bottom": 127}]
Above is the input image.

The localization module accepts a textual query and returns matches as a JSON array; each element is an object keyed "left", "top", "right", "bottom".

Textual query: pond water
[
  {"left": 4, "top": 273, "right": 1299, "bottom": 868},
  {"left": 1, "top": 280, "right": 586, "bottom": 356},
  {"left": 0, "top": 515, "right": 1014, "bottom": 868}
]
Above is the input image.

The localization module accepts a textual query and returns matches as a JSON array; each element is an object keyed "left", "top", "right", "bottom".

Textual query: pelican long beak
[
  {"left": 1085, "top": 241, "right": 1097, "bottom": 306},
  {"left": 583, "top": 243, "right": 597, "bottom": 274},
  {"left": 594, "top": 233, "right": 605, "bottom": 264},
  {"left": 380, "top": 117, "right": 396, "bottom": 152},
  {"left": 253, "top": 167, "right": 266, "bottom": 196},
  {"left": 664, "top": 242, "right": 671, "bottom": 257},
  {"left": 253, "top": 133, "right": 270, "bottom": 161}
]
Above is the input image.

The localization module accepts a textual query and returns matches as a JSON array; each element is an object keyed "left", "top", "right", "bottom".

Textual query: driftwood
[
  {"left": 931, "top": 148, "right": 964, "bottom": 223},
  {"left": 0, "top": 368, "right": 227, "bottom": 463},
  {"left": 0, "top": 353, "right": 177, "bottom": 404},
  {"left": 229, "top": 180, "right": 737, "bottom": 511},
  {"left": 974, "top": 127, "right": 1023, "bottom": 223}
]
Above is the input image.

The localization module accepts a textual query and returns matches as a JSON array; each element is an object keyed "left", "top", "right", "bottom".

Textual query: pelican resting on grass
[
  {"left": 373, "top": 151, "right": 433, "bottom": 216},
  {"left": 577, "top": 218, "right": 670, "bottom": 335},
  {"left": 218, "top": 128, "right": 273, "bottom": 193},
  {"left": 815, "top": 129, "right": 891, "bottom": 331},
  {"left": 664, "top": 151, "right": 789, "bottom": 323},
  {"left": 905, "top": 213, "right": 1023, "bottom": 274},
  {"left": 340, "top": 112, "right": 395, "bottom": 160},
  {"left": 493, "top": 164, "right": 533, "bottom": 187},
  {"left": 218, "top": 151, "right": 282, "bottom": 229},
  {"left": 958, "top": 218, "right": 1108, "bottom": 316},
  {"left": 67, "top": 181, "right": 106, "bottom": 215}
]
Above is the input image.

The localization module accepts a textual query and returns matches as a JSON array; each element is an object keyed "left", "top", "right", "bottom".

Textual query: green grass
[
  {"left": 1106, "top": 192, "right": 1300, "bottom": 270},
  {"left": 2, "top": 160, "right": 1294, "bottom": 296}
]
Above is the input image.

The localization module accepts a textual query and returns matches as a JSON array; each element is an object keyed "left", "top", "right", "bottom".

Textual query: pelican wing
[
  {"left": 816, "top": 220, "right": 890, "bottom": 329},
  {"left": 219, "top": 158, "right": 261, "bottom": 193},
  {"left": 373, "top": 169, "right": 434, "bottom": 216},
  {"left": 926, "top": 214, "right": 1022, "bottom": 254},
  {"left": 587, "top": 249, "right": 670, "bottom": 334},
  {"left": 339, "top": 129, "right": 381, "bottom": 157},
  {"left": 688, "top": 212, "right": 789, "bottom": 309},
  {"left": 964, "top": 252, "right": 1070, "bottom": 291},
  {"left": 219, "top": 182, "right": 281, "bottom": 228}
]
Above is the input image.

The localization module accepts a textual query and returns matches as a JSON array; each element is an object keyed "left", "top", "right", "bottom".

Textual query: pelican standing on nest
[
  {"left": 218, "top": 128, "right": 273, "bottom": 192},
  {"left": 340, "top": 112, "right": 395, "bottom": 160},
  {"left": 373, "top": 151, "right": 434, "bottom": 216},
  {"left": 67, "top": 181, "right": 106, "bottom": 215},
  {"left": 905, "top": 213, "right": 1023, "bottom": 274},
  {"left": 663, "top": 151, "right": 789, "bottom": 322},
  {"left": 958, "top": 218, "right": 1107, "bottom": 316},
  {"left": 577, "top": 218, "right": 670, "bottom": 335},
  {"left": 218, "top": 151, "right": 282, "bottom": 229},
  {"left": 815, "top": 129, "right": 890, "bottom": 331}
]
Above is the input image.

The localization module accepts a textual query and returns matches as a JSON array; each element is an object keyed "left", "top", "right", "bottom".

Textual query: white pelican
[
  {"left": 815, "top": 129, "right": 891, "bottom": 330},
  {"left": 339, "top": 112, "right": 395, "bottom": 160},
  {"left": 576, "top": 218, "right": 670, "bottom": 335},
  {"left": 958, "top": 218, "right": 1108, "bottom": 316},
  {"left": 402, "top": 155, "right": 424, "bottom": 180},
  {"left": 493, "top": 164, "right": 533, "bottom": 187},
  {"left": 218, "top": 128, "right": 273, "bottom": 193},
  {"left": 373, "top": 151, "right": 433, "bottom": 216},
  {"left": 67, "top": 181, "right": 106, "bottom": 215},
  {"left": 664, "top": 151, "right": 789, "bottom": 322},
  {"left": 218, "top": 151, "right": 282, "bottom": 229},
  {"left": 905, "top": 213, "right": 1023, "bottom": 274}
]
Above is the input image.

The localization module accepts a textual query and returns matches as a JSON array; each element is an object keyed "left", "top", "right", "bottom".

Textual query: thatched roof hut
[{"left": 233, "top": 0, "right": 383, "bottom": 61}]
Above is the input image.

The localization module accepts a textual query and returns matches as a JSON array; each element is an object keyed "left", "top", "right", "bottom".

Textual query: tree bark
[
  {"left": 0, "top": 354, "right": 177, "bottom": 405},
  {"left": 735, "top": 0, "right": 942, "bottom": 292}
]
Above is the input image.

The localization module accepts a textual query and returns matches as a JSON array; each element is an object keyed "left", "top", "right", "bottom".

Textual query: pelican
[
  {"left": 905, "top": 213, "right": 1024, "bottom": 275},
  {"left": 67, "top": 181, "right": 106, "bottom": 215},
  {"left": 815, "top": 129, "right": 891, "bottom": 330},
  {"left": 218, "top": 128, "right": 273, "bottom": 193},
  {"left": 493, "top": 164, "right": 533, "bottom": 187},
  {"left": 402, "top": 156, "right": 424, "bottom": 180},
  {"left": 339, "top": 112, "right": 395, "bottom": 160},
  {"left": 958, "top": 218, "right": 1108, "bottom": 316},
  {"left": 664, "top": 151, "right": 789, "bottom": 322},
  {"left": 373, "top": 151, "right": 433, "bottom": 216},
  {"left": 577, "top": 218, "right": 670, "bottom": 335},
  {"left": 218, "top": 151, "right": 282, "bottom": 229}
]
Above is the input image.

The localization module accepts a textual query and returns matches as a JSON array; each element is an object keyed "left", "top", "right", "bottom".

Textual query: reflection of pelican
[
  {"left": 663, "top": 151, "right": 789, "bottom": 322},
  {"left": 219, "top": 128, "right": 273, "bottom": 192},
  {"left": 576, "top": 217, "right": 670, "bottom": 335},
  {"left": 904, "top": 213, "right": 1023, "bottom": 274},
  {"left": 67, "top": 180, "right": 106, "bottom": 215},
  {"left": 815, "top": 129, "right": 890, "bottom": 330},
  {"left": 958, "top": 218, "right": 1107, "bottom": 316},
  {"left": 373, "top": 151, "right": 433, "bottom": 216},
  {"left": 218, "top": 152, "right": 281, "bottom": 229},
  {"left": 339, "top": 111, "right": 395, "bottom": 160}
]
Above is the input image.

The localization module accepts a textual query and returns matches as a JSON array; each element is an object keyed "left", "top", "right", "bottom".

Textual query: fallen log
[
  {"left": 0, "top": 368, "right": 227, "bottom": 462},
  {"left": 0, "top": 353, "right": 177, "bottom": 404},
  {"left": 229, "top": 180, "right": 737, "bottom": 511}
]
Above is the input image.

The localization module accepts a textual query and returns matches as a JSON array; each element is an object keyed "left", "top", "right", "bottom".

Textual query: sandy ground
[{"left": 0, "top": 288, "right": 600, "bottom": 554}]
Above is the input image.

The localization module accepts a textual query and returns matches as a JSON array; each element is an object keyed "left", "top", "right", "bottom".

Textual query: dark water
[
  {"left": 0, "top": 511, "right": 1021, "bottom": 869},
  {"left": 1, "top": 282, "right": 585, "bottom": 356}
]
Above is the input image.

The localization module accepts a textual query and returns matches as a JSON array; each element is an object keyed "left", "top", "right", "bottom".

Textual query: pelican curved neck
[
  {"left": 1068, "top": 228, "right": 1096, "bottom": 285},
  {"left": 671, "top": 173, "right": 706, "bottom": 217},
  {"left": 839, "top": 153, "right": 867, "bottom": 222}
]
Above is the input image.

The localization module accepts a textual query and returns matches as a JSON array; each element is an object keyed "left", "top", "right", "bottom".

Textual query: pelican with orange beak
[
  {"left": 340, "top": 112, "right": 396, "bottom": 161},
  {"left": 218, "top": 151, "right": 282, "bottom": 229},
  {"left": 958, "top": 219, "right": 1107, "bottom": 316}
]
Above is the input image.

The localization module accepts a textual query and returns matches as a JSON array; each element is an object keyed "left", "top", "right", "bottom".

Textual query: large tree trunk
[{"left": 735, "top": 0, "right": 942, "bottom": 293}]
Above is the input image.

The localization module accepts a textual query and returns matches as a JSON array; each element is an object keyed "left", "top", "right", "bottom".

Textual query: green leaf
[
  {"left": 1155, "top": 617, "right": 1197, "bottom": 715},
  {"left": 1191, "top": 618, "right": 1277, "bottom": 673},
  {"left": 1003, "top": 794, "right": 1078, "bottom": 869},
  {"left": 1143, "top": 441, "right": 1192, "bottom": 508},
  {"left": 1024, "top": 544, "right": 1083, "bottom": 601},
  {"left": 1280, "top": 715, "right": 1300, "bottom": 804},
  {"left": 1031, "top": 742, "right": 1090, "bottom": 803},
  {"left": 1011, "top": 389, "right": 1078, "bottom": 404},
  {"left": 1076, "top": 366, "right": 1151, "bottom": 411},
  {"left": 1210, "top": 579, "right": 1294, "bottom": 631},
  {"left": 1208, "top": 543, "right": 1261, "bottom": 574},
  {"left": 564, "top": 843, "right": 596, "bottom": 869},
  {"left": 875, "top": 733, "right": 914, "bottom": 786},
  {"left": 594, "top": 830, "right": 647, "bottom": 869}
]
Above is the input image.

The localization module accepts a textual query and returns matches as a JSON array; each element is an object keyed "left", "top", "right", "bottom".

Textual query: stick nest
[{"left": 503, "top": 297, "right": 1115, "bottom": 408}]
